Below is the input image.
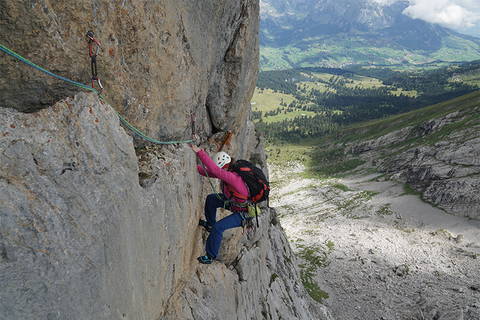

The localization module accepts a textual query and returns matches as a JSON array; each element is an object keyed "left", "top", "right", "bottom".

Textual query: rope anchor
[
  {"left": 0, "top": 42, "right": 193, "bottom": 146},
  {"left": 86, "top": 31, "right": 103, "bottom": 92}
]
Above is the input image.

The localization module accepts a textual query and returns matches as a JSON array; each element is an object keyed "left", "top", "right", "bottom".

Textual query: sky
[{"left": 372, "top": 0, "right": 480, "bottom": 36}]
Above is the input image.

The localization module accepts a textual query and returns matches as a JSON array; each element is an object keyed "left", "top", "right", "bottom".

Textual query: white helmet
[{"left": 214, "top": 152, "right": 231, "bottom": 168}]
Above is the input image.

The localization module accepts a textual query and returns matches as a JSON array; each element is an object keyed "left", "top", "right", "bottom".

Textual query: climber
[
  {"left": 190, "top": 144, "right": 251, "bottom": 264},
  {"left": 86, "top": 30, "right": 103, "bottom": 92}
]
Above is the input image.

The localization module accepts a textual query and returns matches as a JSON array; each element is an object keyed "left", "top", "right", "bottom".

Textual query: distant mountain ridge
[{"left": 260, "top": 0, "right": 480, "bottom": 69}]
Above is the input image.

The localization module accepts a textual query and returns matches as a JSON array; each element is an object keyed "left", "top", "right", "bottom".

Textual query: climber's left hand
[{"left": 190, "top": 144, "right": 201, "bottom": 153}]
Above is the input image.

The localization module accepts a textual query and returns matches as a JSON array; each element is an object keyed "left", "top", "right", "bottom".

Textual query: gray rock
[
  {"left": 349, "top": 109, "right": 480, "bottom": 220},
  {"left": 0, "top": 0, "right": 258, "bottom": 141},
  {"left": 424, "top": 177, "right": 480, "bottom": 219},
  {"left": 0, "top": 1, "right": 327, "bottom": 318},
  {"left": 0, "top": 93, "right": 327, "bottom": 320}
]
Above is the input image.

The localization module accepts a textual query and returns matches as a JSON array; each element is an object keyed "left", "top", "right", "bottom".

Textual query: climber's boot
[
  {"left": 198, "top": 219, "right": 212, "bottom": 232},
  {"left": 197, "top": 255, "right": 213, "bottom": 264}
]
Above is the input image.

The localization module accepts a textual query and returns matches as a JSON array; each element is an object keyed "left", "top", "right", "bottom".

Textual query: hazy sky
[{"left": 372, "top": 0, "right": 480, "bottom": 36}]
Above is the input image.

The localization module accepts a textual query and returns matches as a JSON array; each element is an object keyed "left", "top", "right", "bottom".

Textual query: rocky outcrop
[
  {"left": 170, "top": 208, "right": 329, "bottom": 320},
  {"left": 0, "top": 93, "right": 328, "bottom": 320},
  {"left": 348, "top": 103, "right": 480, "bottom": 219}
]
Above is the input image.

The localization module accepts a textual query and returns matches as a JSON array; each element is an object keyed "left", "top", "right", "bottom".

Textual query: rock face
[
  {"left": 0, "top": 0, "right": 258, "bottom": 138},
  {"left": 0, "top": 2, "right": 327, "bottom": 319},
  {"left": 348, "top": 100, "right": 480, "bottom": 220},
  {"left": 0, "top": 94, "right": 328, "bottom": 320}
]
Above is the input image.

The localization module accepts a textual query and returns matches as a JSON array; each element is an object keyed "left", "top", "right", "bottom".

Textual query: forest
[{"left": 254, "top": 62, "right": 480, "bottom": 142}]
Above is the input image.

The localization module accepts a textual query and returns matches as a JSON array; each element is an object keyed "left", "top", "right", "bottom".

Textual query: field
[
  {"left": 252, "top": 70, "right": 414, "bottom": 124},
  {"left": 252, "top": 89, "right": 296, "bottom": 112},
  {"left": 252, "top": 62, "right": 480, "bottom": 142}
]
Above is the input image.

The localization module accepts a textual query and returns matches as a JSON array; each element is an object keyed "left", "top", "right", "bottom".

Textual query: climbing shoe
[
  {"left": 198, "top": 219, "right": 212, "bottom": 232},
  {"left": 197, "top": 255, "right": 213, "bottom": 264}
]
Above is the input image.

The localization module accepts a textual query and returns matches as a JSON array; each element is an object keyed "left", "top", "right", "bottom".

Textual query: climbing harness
[
  {"left": 0, "top": 43, "right": 193, "bottom": 146},
  {"left": 86, "top": 31, "right": 103, "bottom": 92},
  {"left": 199, "top": 160, "right": 259, "bottom": 234},
  {"left": 199, "top": 162, "right": 249, "bottom": 216}
]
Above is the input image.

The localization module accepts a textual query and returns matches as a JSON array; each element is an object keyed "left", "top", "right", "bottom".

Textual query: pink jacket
[{"left": 196, "top": 150, "right": 249, "bottom": 203}]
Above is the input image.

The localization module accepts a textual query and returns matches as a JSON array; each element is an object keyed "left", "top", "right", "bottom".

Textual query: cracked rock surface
[
  {"left": 0, "top": 1, "right": 328, "bottom": 319},
  {"left": 1, "top": 0, "right": 258, "bottom": 139},
  {"left": 0, "top": 93, "right": 328, "bottom": 320}
]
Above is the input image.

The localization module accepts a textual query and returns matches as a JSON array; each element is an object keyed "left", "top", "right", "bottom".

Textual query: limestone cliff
[
  {"left": 1, "top": 0, "right": 258, "bottom": 137},
  {"left": 0, "top": 1, "right": 329, "bottom": 319}
]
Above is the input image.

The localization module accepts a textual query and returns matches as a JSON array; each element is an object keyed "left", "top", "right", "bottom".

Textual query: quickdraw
[
  {"left": 217, "top": 130, "right": 233, "bottom": 152},
  {"left": 86, "top": 31, "right": 103, "bottom": 92},
  {"left": 190, "top": 111, "right": 198, "bottom": 142},
  {"left": 0, "top": 43, "right": 193, "bottom": 146}
]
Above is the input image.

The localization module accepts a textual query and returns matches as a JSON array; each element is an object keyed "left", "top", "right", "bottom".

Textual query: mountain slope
[
  {"left": 267, "top": 90, "right": 480, "bottom": 320},
  {"left": 308, "top": 90, "right": 480, "bottom": 219},
  {"left": 260, "top": 0, "right": 480, "bottom": 69}
]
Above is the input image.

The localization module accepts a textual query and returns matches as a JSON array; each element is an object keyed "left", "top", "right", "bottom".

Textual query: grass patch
[
  {"left": 331, "top": 183, "right": 352, "bottom": 192},
  {"left": 376, "top": 204, "right": 394, "bottom": 216},
  {"left": 325, "top": 240, "right": 335, "bottom": 251},
  {"left": 252, "top": 87, "right": 317, "bottom": 124},
  {"left": 297, "top": 80, "right": 334, "bottom": 93},
  {"left": 359, "top": 190, "right": 379, "bottom": 200},
  {"left": 429, "top": 229, "right": 454, "bottom": 240},
  {"left": 266, "top": 143, "right": 313, "bottom": 166},
  {"left": 251, "top": 88, "right": 296, "bottom": 113},
  {"left": 297, "top": 243, "right": 332, "bottom": 303},
  {"left": 301, "top": 273, "right": 330, "bottom": 303},
  {"left": 261, "top": 110, "right": 317, "bottom": 123},
  {"left": 269, "top": 273, "right": 279, "bottom": 287},
  {"left": 307, "top": 157, "right": 365, "bottom": 178},
  {"left": 297, "top": 244, "right": 331, "bottom": 269},
  {"left": 401, "top": 184, "right": 423, "bottom": 197}
]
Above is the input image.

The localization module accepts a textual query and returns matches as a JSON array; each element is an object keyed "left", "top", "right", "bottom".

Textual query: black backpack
[{"left": 230, "top": 160, "right": 270, "bottom": 204}]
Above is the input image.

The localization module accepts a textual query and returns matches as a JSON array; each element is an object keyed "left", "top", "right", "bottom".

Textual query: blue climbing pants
[{"left": 204, "top": 193, "right": 244, "bottom": 259}]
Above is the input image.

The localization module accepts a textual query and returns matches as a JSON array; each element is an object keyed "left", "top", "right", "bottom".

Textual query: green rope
[
  {"left": 200, "top": 162, "right": 226, "bottom": 203},
  {"left": 0, "top": 44, "right": 97, "bottom": 92},
  {"left": 0, "top": 43, "right": 193, "bottom": 145},
  {"left": 116, "top": 112, "right": 193, "bottom": 145}
]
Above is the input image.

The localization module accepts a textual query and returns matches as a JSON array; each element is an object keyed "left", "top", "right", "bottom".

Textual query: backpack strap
[
  {"left": 232, "top": 191, "right": 248, "bottom": 201},
  {"left": 221, "top": 178, "right": 250, "bottom": 202}
]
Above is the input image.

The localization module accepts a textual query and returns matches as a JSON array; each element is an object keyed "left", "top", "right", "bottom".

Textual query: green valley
[
  {"left": 252, "top": 62, "right": 480, "bottom": 142},
  {"left": 260, "top": 35, "right": 480, "bottom": 71}
]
